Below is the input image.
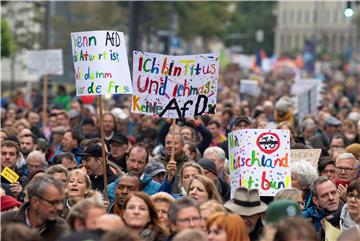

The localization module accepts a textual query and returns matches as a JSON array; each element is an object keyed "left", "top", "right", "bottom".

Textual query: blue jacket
[
  {"left": 107, "top": 173, "right": 160, "bottom": 203},
  {"left": 303, "top": 206, "right": 327, "bottom": 232}
]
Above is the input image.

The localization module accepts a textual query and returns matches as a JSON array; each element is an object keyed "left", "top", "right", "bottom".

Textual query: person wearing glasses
[
  {"left": 340, "top": 180, "right": 360, "bottom": 230},
  {"left": 165, "top": 197, "right": 202, "bottom": 241},
  {"left": 335, "top": 153, "right": 359, "bottom": 201},
  {"left": 1, "top": 175, "right": 70, "bottom": 240}
]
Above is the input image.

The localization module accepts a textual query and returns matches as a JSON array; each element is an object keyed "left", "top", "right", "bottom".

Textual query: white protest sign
[
  {"left": 240, "top": 79, "right": 261, "bottom": 97},
  {"left": 26, "top": 49, "right": 63, "bottom": 76},
  {"left": 228, "top": 129, "right": 291, "bottom": 197},
  {"left": 71, "top": 31, "right": 133, "bottom": 96},
  {"left": 131, "top": 51, "right": 219, "bottom": 118},
  {"left": 290, "top": 149, "right": 321, "bottom": 168}
]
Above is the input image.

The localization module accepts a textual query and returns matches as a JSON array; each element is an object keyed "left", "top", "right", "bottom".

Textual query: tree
[
  {"left": 224, "top": 2, "right": 276, "bottom": 55},
  {"left": 1, "top": 19, "right": 15, "bottom": 57}
]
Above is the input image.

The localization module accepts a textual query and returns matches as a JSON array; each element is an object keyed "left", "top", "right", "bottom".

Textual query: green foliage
[
  {"left": 175, "top": 2, "right": 231, "bottom": 40},
  {"left": 225, "top": 1, "right": 276, "bottom": 55},
  {"left": 1, "top": 19, "right": 15, "bottom": 57}
]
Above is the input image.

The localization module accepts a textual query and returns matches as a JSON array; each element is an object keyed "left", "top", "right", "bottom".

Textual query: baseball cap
[
  {"left": 231, "top": 116, "right": 251, "bottom": 129},
  {"left": 78, "top": 143, "right": 103, "bottom": 157},
  {"left": 324, "top": 116, "right": 341, "bottom": 126},
  {"left": 110, "top": 133, "right": 128, "bottom": 145},
  {"left": 144, "top": 161, "right": 166, "bottom": 177}
]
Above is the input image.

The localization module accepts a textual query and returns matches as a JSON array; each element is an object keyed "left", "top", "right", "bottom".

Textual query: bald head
[{"left": 95, "top": 214, "right": 124, "bottom": 231}]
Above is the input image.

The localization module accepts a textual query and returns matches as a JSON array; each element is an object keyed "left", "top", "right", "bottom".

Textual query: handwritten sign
[
  {"left": 71, "top": 31, "right": 133, "bottom": 96},
  {"left": 131, "top": 51, "right": 219, "bottom": 118},
  {"left": 240, "top": 79, "right": 261, "bottom": 97},
  {"left": 290, "top": 149, "right": 321, "bottom": 167},
  {"left": 1, "top": 167, "right": 19, "bottom": 184},
  {"left": 228, "top": 129, "right": 291, "bottom": 197},
  {"left": 26, "top": 49, "right": 63, "bottom": 76}
]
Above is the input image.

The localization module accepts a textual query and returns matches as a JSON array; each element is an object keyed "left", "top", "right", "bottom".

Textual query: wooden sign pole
[
  {"left": 98, "top": 96, "right": 108, "bottom": 200},
  {"left": 42, "top": 75, "right": 48, "bottom": 128},
  {"left": 171, "top": 119, "right": 176, "bottom": 161}
]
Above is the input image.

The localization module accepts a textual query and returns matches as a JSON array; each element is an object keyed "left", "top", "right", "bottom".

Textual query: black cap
[
  {"left": 109, "top": 133, "right": 128, "bottom": 145},
  {"left": 78, "top": 143, "right": 103, "bottom": 157},
  {"left": 82, "top": 118, "right": 95, "bottom": 126},
  {"left": 198, "top": 158, "right": 218, "bottom": 176},
  {"left": 232, "top": 116, "right": 251, "bottom": 128}
]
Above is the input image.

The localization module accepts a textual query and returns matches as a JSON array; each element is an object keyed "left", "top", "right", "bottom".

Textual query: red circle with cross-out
[{"left": 256, "top": 132, "right": 280, "bottom": 154}]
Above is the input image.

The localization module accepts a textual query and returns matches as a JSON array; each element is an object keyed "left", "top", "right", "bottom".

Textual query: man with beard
[
  {"left": 1, "top": 175, "right": 70, "bottom": 240},
  {"left": 20, "top": 133, "right": 38, "bottom": 160},
  {"left": 1, "top": 140, "right": 27, "bottom": 200},
  {"left": 108, "top": 172, "right": 141, "bottom": 216}
]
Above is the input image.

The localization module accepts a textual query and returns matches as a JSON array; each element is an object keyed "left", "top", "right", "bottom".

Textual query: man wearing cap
[
  {"left": 197, "top": 158, "right": 230, "bottom": 202},
  {"left": 108, "top": 133, "right": 129, "bottom": 172},
  {"left": 203, "top": 146, "right": 231, "bottom": 185},
  {"left": 309, "top": 116, "right": 342, "bottom": 149},
  {"left": 79, "top": 143, "right": 117, "bottom": 192},
  {"left": 224, "top": 187, "right": 267, "bottom": 241},
  {"left": 144, "top": 160, "right": 167, "bottom": 183},
  {"left": 218, "top": 115, "right": 251, "bottom": 159}
]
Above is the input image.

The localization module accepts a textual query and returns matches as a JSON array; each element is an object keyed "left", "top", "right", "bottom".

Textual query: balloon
[{"left": 80, "top": 95, "right": 95, "bottom": 104}]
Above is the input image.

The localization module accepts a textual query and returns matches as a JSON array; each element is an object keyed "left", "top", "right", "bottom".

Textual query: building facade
[{"left": 275, "top": 1, "right": 359, "bottom": 57}]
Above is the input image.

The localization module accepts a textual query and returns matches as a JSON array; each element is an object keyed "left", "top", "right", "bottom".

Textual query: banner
[
  {"left": 26, "top": 49, "right": 63, "bottom": 76},
  {"left": 132, "top": 51, "right": 219, "bottom": 118},
  {"left": 290, "top": 149, "right": 321, "bottom": 167},
  {"left": 228, "top": 129, "right": 291, "bottom": 197},
  {"left": 240, "top": 79, "right": 261, "bottom": 97},
  {"left": 71, "top": 31, "right": 133, "bottom": 96}
]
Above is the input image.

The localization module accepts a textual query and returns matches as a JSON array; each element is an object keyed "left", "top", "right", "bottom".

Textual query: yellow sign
[
  {"left": 1, "top": 167, "right": 19, "bottom": 184},
  {"left": 324, "top": 220, "right": 341, "bottom": 241}
]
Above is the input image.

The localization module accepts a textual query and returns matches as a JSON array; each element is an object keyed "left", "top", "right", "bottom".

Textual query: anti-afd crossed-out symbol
[{"left": 256, "top": 132, "right": 280, "bottom": 154}]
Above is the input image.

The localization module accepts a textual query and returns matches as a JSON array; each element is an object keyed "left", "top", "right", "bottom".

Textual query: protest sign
[
  {"left": 240, "top": 79, "right": 261, "bottom": 97},
  {"left": 228, "top": 129, "right": 291, "bottom": 197},
  {"left": 1, "top": 167, "right": 19, "bottom": 184},
  {"left": 290, "top": 149, "right": 321, "bottom": 167},
  {"left": 71, "top": 31, "right": 133, "bottom": 96},
  {"left": 26, "top": 49, "right": 63, "bottom": 76},
  {"left": 131, "top": 51, "right": 219, "bottom": 118}
]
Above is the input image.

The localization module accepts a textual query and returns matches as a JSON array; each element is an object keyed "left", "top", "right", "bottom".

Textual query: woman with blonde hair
[
  {"left": 274, "top": 188, "right": 304, "bottom": 210},
  {"left": 151, "top": 192, "right": 175, "bottom": 232},
  {"left": 61, "top": 169, "right": 103, "bottom": 218},
  {"left": 207, "top": 212, "right": 250, "bottom": 241},
  {"left": 188, "top": 174, "right": 222, "bottom": 206},
  {"left": 200, "top": 200, "right": 225, "bottom": 230}
]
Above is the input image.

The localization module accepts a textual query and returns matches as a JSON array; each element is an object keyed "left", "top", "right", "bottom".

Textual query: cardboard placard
[
  {"left": 26, "top": 49, "right": 63, "bottom": 76},
  {"left": 228, "top": 129, "right": 291, "bottom": 197},
  {"left": 290, "top": 149, "right": 321, "bottom": 167},
  {"left": 1, "top": 167, "right": 19, "bottom": 184},
  {"left": 131, "top": 51, "right": 219, "bottom": 118},
  {"left": 71, "top": 31, "right": 133, "bottom": 96}
]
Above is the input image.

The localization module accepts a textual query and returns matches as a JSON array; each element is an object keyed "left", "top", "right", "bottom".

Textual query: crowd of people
[{"left": 1, "top": 61, "right": 360, "bottom": 241}]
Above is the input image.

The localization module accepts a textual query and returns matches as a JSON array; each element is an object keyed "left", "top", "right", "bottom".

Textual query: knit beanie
[
  {"left": 198, "top": 158, "right": 218, "bottom": 176},
  {"left": 1, "top": 195, "right": 22, "bottom": 211}
]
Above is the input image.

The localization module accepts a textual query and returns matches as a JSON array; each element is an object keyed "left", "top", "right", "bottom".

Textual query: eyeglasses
[
  {"left": 336, "top": 167, "right": 356, "bottom": 173},
  {"left": 347, "top": 192, "right": 360, "bottom": 201},
  {"left": 36, "top": 196, "right": 63, "bottom": 206},
  {"left": 177, "top": 216, "right": 201, "bottom": 224}
]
